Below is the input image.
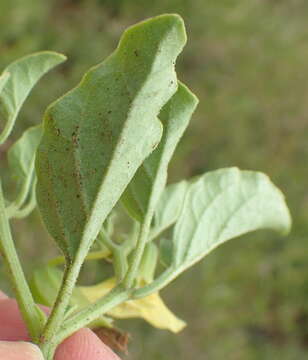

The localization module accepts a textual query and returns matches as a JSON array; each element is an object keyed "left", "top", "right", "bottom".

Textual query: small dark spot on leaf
[{"left": 134, "top": 50, "right": 139, "bottom": 57}]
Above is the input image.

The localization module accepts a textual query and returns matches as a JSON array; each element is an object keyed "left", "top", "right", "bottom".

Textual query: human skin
[{"left": 0, "top": 291, "right": 121, "bottom": 360}]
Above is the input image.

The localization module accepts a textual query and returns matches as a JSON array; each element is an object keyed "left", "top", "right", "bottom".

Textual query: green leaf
[
  {"left": 171, "top": 168, "right": 291, "bottom": 272},
  {"left": 6, "top": 126, "right": 42, "bottom": 217},
  {"left": 8, "top": 125, "right": 42, "bottom": 185},
  {"left": 0, "top": 51, "right": 66, "bottom": 144},
  {"left": 36, "top": 14, "right": 187, "bottom": 261},
  {"left": 150, "top": 180, "right": 188, "bottom": 240},
  {"left": 122, "top": 82, "right": 198, "bottom": 222}
]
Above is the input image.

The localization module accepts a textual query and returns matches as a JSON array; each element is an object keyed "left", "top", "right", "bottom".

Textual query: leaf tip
[
  {"left": 44, "top": 51, "right": 68, "bottom": 65},
  {"left": 178, "top": 81, "right": 199, "bottom": 108},
  {"left": 120, "top": 14, "right": 187, "bottom": 54},
  {"left": 278, "top": 202, "right": 292, "bottom": 236},
  {"left": 158, "top": 13, "right": 187, "bottom": 46}
]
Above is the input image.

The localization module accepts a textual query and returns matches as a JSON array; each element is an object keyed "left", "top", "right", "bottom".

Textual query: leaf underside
[
  {"left": 171, "top": 167, "right": 291, "bottom": 274},
  {"left": 151, "top": 180, "right": 188, "bottom": 240},
  {"left": 36, "top": 14, "right": 187, "bottom": 260}
]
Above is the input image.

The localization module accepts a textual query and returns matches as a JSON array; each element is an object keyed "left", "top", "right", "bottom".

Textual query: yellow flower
[{"left": 80, "top": 278, "right": 186, "bottom": 333}]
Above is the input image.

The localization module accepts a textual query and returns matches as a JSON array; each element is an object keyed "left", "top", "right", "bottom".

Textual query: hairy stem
[
  {"left": 42, "top": 285, "right": 130, "bottom": 360},
  {"left": 0, "top": 181, "right": 45, "bottom": 341},
  {"left": 39, "top": 250, "right": 85, "bottom": 350}
]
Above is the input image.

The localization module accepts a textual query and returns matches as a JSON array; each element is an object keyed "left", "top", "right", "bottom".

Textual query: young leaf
[
  {"left": 10, "top": 179, "right": 37, "bottom": 219},
  {"left": 122, "top": 82, "right": 198, "bottom": 222},
  {"left": 80, "top": 278, "right": 186, "bottom": 333},
  {"left": 172, "top": 167, "right": 291, "bottom": 272},
  {"left": 150, "top": 180, "right": 188, "bottom": 240},
  {"left": 0, "top": 52, "right": 66, "bottom": 144},
  {"left": 36, "top": 14, "right": 187, "bottom": 261},
  {"left": 8, "top": 125, "right": 42, "bottom": 185},
  {"left": 6, "top": 126, "right": 42, "bottom": 216}
]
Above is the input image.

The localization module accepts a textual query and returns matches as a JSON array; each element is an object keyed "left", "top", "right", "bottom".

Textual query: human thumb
[{"left": 0, "top": 341, "right": 44, "bottom": 360}]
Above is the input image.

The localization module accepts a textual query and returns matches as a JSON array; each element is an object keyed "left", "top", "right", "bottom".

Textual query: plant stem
[
  {"left": 42, "top": 285, "right": 130, "bottom": 360},
  {"left": 0, "top": 181, "right": 45, "bottom": 341},
  {"left": 122, "top": 211, "right": 153, "bottom": 289},
  {"left": 39, "top": 250, "right": 85, "bottom": 349}
]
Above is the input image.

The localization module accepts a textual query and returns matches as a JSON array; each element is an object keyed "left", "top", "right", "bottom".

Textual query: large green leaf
[
  {"left": 171, "top": 168, "right": 291, "bottom": 272},
  {"left": 36, "top": 15, "right": 187, "bottom": 260},
  {"left": 0, "top": 51, "right": 66, "bottom": 144},
  {"left": 122, "top": 82, "right": 198, "bottom": 222}
]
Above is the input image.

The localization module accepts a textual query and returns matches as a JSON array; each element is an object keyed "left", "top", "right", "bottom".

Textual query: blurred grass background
[{"left": 1, "top": 0, "right": 308, "bottom": 359}]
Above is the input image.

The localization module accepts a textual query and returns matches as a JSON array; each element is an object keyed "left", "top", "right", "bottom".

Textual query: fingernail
[{"left": 0, "top": 341, "right": 44, "bottom": 360}]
